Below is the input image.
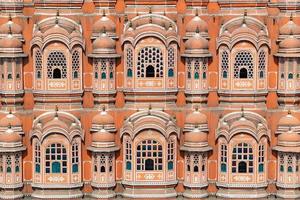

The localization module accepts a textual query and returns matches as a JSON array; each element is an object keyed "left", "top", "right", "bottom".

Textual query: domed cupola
[
  {"left": 182, "top": 10, "right": 211, "bottom": 107},
  {"left": 275, "top": 15, "right": 300, "bottom": 107},
  {"left": 185, "top": 11, "right": 208, "bottom": 39},
  {"left": 0, "top": 113, "right": 25, "bottom": 199},
  {"left": 92, "top": 11, "right": 117, "bottom": 39},
  {"left": 274, "top": 111, "right": 300, "bottom": 152},
  {"left": 181, "top": 107, "right": 211, "bottom": 152},
  {"left": 183, "top": 29, "right": 211, "bottom": 58},
  {"left": 181, "top": 107, "right": 212, "bottom": 198},
  {"left": 90, "top": 32, "right": 119, "bottom": 58},
  {"left": 88, "top": 107, "right": 119, "bottom": 199}
]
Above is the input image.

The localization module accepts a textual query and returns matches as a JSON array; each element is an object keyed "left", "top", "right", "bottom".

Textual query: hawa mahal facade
[{"left": 0, "top": 0, "right": 299, "bottom": 199}]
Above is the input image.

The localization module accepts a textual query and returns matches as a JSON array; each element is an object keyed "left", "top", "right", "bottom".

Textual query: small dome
[
  {"left": 43, "top": 24, "right": 70, "bottom": 37},
  {"left": 186, "top": 15, "right": 208, "bottom": 33},
  {"left": 278, "top": 130, "right": 300, "bottom": 144},
  {"left": 185, "top": 33, "right": 209, "bottom": 50},
  {"left": 0, "top": 127, "right": 21, "bottom": 143},
  {"left": 0, "top": 112, "right": 22, "bottom": 127},
  {"left": 279, "top": 20, "right": 300, "bottom": 35},
  {"left": 92, "top": 110, "right": 114, "bottom": 125},
  {"left": 93, "top": 16, "right": 116, "bottom": 33},
  {"left": 92, "top": 33, "right": 116, "bottom": 50},
  {"left": 92, "top": 129, "right": 115, "bottom": 143},
  {"left": 185, "top": 109, "right": 207, "bottom": 125},
  {"left": 278, "top": 112, "right": 300, "bottom": 127},
  {"left": 0, "top": 21, "right": 22, "bottom": 35},
  {"left": 279, "top": 36, "right": 300, "bottom": 49},
  {"left": 0, "top": 35, "right": 22, "bottom": 49},
  {"left": 184, "top": 129, "right": 208, "bottom": 143}
]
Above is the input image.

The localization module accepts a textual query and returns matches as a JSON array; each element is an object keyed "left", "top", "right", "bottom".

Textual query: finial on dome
[
  {"left": 288, "top": 109, "right": 292, "bottom": 115},
  {"left": 194, "top": 105, "right": 199, "bottom": 112},
  {"left": 149, "top": 6, "right": 152, "bottom": 14},
  {"left": 124, "top": 14, "right": 128, "bottom": 23},
  {"left": 102, "top": 9, "right": 106, "bottom": 16},
  {"left": 163, "top": 10, "right": 166, "bottom": 16},
  {"left": 56, "top": 9, "right": 60, "bottom": 17},
  {"left": 54, "top": 105, "right": 58, "bottom": 118},
  {"left": 195, "top": 26, "right": 200, "bottom": 34},
  {"left": 8, "top": 13, "right": 12, "bottom": 22},
  {"left": 241, "top": 106, "right": 245, "bottom": 117},
  {"left": 290, "top": 13, "right": 293, "bottom": 21},
  {"left": 242, "top": 9, "right": 247, "bottom": 25},
  {"left": 8, "top": 123, "right": 11, "bottom": 129},
  {"left": 195, "top": 8, "right": 199, "bottom": 16}
]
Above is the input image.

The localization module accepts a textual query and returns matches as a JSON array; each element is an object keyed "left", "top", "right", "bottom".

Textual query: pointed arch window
[
  {"left": 221, "top": 51, "right": 229, "bottom": 79},
  {"left": 35, "top": 142, "right": 41, "bottom": 173},
  {"left": 233, "top": 51, "right": 254, "bottom": 79},
  {"left": 72, "top": 50, "right": 80, "bottom": 79},
  {"left": 35, "top": 50, "right": 42, "bottom": 79}
]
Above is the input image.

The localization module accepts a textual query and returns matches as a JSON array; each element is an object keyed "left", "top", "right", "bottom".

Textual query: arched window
[
  {"left": 47, "top": 51, "right": 67, "bottom": 79},
  {"left": 126, "top": 48, "right": 133, "bottom": 78},
  {"left": 45, "top": 143, "right": 67, "bottom": 174},
  {"left": 35, "top": 142, "right": 41, "bottom": 173},
  {"left": 35, "top": 50, "right": 42, "bottom": 79},
  {"left": 136, "top": 140, "right": 163, "bottom": 171},
  {"left": 125, "top": 138, "right": 132, "bottom": 170},
  {"left": 15, "top": 154, "right": 20, "bottom": 173},
  {"left": 72, "top": 50, "right": 80, "bottom": 79},
  {"left": 101, "top": 59, "right": 107, "bottom": 80},
  {"left": 193, "top": 154, "right": 199, "bottom": 172},
  {"left": 167, "top": 138, "right": 175, "bottom": 170},
  {"left": 72, "top": 142, "right": 79, "bottom": 173},
  {"left": 146, "top": 65, "right": 155, "bottom": 77},
  {"left": 100, "top": 154, "right": 106, "bottom": 173},
  {"left": 53, "top": 68, "right": 62, "bottom": 79},
  {"left": 279, "top": 153, "right": 284, "bottom": 172},
  {"left": 194, "top": 59, "right": 200, "bottom": 80},
  {"left": 258, "top": 51, "right": 266, "bottom": 79},
  {"left": 6, "top": 155, "right": 12, "bottom": 173},
  {"left": 234, "top": 51, "right": 254, "bottom": 79},
  {"left": 232, "top": 143, "right": 253, "bottom": 173},
  {"left": 258, "top": 144, "right": 264, "bottom": 173},
  {"left": 167, "top": 47, "right": 175, "bottom": 77},
  {"left": 137, "top": 47, "right": 163, "bottom": 78},
  {"left": 220, "top": 144, "right": 227, "bottom": 172},
  {"left": 239, "top": 68, "right": 248, "bottom": 78},
  {"left": 187, "top": 59, "right": 192, "bottom": 79},
  {"left": 0, "top": 154, "right": 3, "bottom": 173},
  {"left": 287, "top": 154, "right": 293, "bottom": 173},
  {"left": 221, "top": 51, "right": 229, "bottom": 79}
]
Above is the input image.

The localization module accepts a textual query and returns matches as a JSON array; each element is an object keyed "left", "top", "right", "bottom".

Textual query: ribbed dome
[
  {"left": 185, "top": 109, "right": 207, "bottom": 125},
  {"left": 186, "top": 15, "right": 208, "bottom": 33},
  {"left": 43, "top": 24, "right": 70, "bottom": 37},
  {"left": 0, "top": 127, "right": 22, "bottom": 143},
  {"left": 278, "top": 113, "right": 300, "bottom": 127},
  {"left": 93, "top": 16, "right": 116, "bottom": 33},
  {"left": 0, "top": 112, "right": 22, "bottom": 127},
  {"left": 185, "top": 33, "right": 208, "bottom": 50},
  {"left": 278, "top": 130, "right": 300, "bottom": 144},
  {"left": 0, "top": 21, "right": 22, "bottom": 35},
  {"left": 279, "top": 20, "right": 300, "bottom": 35},
  {"left": 92, "top": 129, "right": 115, "bottom": 143},
  {"left": 92, "top": 110, "right": 114, "bottom": 125},
  {"left": 0, "top": 35, "right": 22, "bottom": 49},
  {"left": 279, "top": 36, "right": 300, "bottom": 49},
  {"left": 184, "top": 129, "right": 208, "bottom": 143},
  {"left": 92, "top": 33, "right": 116, "bottom": 50}
]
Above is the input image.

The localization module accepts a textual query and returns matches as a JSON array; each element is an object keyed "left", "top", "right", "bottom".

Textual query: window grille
[
  {"left": 194, "top": 59, "right": 200, "bottom": 79},
  {"left": 125, "top": 137, "right": 132, "bottom": 170},
  {"left": 72, "top": 142, "right": 79, "bottom": 173},
  {"left": 47, "top": 51, "right": 67, "bottom": 79},
  {"left": 35, "top": 142, "right": 41, "bottom": 173},
  {"left": 258, "top": 51, "right": 266, "bottom": 79},
  {"left": 234, "top": 51, "right": 254, "bottom": 79},
  {"left": 137, "top": 47, "right": 163, "bottom": 78},
  {"left": 136, "top": 140, "right": 163, "bottom": 171},
  {"left": 6, "top": 155, "right": 12, "bottom": 173},
  {"left": 72, "top": 50, "right": 80, "bottom": 79},
  {"left": 45, "top": 143, "right": 67, "bottom": 174},
  {"left": 15, "top": 154, "right": 20, "bottom": 173},
  {"left": 221, "top": 51, "right": 229, "bottom": 78},
  {"left": 167, "top": 138, "right": 175, "bottom": 170},
  {"left": 187, "top": 58, "right": 192, "bottom": 79},
  {"left": 232, "top": 143, "right": 253, "bottom": 173},
  {"left": 220, "top": 144, "right": 227, "bottom": 172},
  {"left": 258, "top": 144, "right": 264, "bottom": 172},
  {"left": 126, "top": 48, "right": 133, "bottom": 77},
  {"left": 167, "top": 47, "right": 175, "bottom": 77}
]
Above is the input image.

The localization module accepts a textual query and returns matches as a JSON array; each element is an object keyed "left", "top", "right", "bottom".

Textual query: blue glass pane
[
  {"left": 168, "top": 161, "right": 173, "bottom": 170},
  {"left": 127, "top": 69, "right": 133, "bottom": 77},
  {"left": 126, "top": 161, "right": 131, "bottom": 170},
  {"left": 258, "top": 164, "right": 264, "bottom": 172},
  {"left": 6, "top": 167, "right": 11, "bottom": 173},
  {"left": 168, "top": 69, "right": 174, "bottom": 77},
  {"left": 72, "top": 164, "right": 78, "bottom": 173},
  {"left": 110, "top": 72, "right": 113, "bottom": 79},
  {"left": 288, "top": 166, "right": 293, "bottom": 173},
  {"left": 15, "top": 166, "right": 20, "bottom": 173},
  {"left": 194, "top": 72, "right": 199, "bottom": 79},
  {"left": 35, "top": 164, "right": 40, "bottom": 173},
  {"left": 52, "top": 162, "right": 61, "bottom": 173},
  {"left": 280, "top": 165, "right": 284, "bottom": 172},
  {"left": 221, "top": 163, "right": 226, "bottom": 172},
  {"left": 101, "top": 72, "right": 106, "bottom": 79},
  {"left": 202, "top": 72, "right": 206, "bottom": 79}
]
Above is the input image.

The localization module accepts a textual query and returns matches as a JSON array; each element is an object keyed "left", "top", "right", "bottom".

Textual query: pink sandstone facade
[{"left": 0, "top": 0, "right": 299, "bottom": 199}]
